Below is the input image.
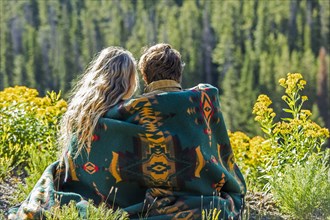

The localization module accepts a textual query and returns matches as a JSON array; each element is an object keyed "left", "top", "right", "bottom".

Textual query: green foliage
[
  {"left": 45, "top": 201, "right": 80, "bottom": 220},
  {"left": 0, "top": 76, "right": 328, "bottom": 218},
  {"left": 270, "top": 152, "right": 330, "bottom": 219},
  {"left": 231, "top": 73, "right": 329, "bottom": 186},
  {"left": 0, "top": 86, "right": 66, "bottom": 180},
  {"left": 229, "top": 131, "right": 270, "bottom": 190},
  {"left": 2, "top": 0, "right": 329, "bottom": 135},
  {"left": 45, "top": 200, "right": 129, "bottom": 220},
  {"left": 0, "top": 156, "right": 14, "bottom": 181},
  {"left": 253, "top": 73, "right": 329, "bottom": 181},
  {"left": 13, "top": 149, "right": 57, "bottom": 204},
  {"left": 0, "top": 211, "right": 5, "bottom": 220},
  {"left": 0, "top": 86, "right": 131, "bottom": 219}
]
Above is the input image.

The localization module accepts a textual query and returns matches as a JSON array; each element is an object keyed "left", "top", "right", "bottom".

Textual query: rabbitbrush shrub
[{"left": 270, "top": 151, "right": 330, "bottom": 219}]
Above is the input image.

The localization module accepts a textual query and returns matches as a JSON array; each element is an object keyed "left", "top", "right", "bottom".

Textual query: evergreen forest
[{"left": 1, "top": 0, "right": 329, "bottom": 136}]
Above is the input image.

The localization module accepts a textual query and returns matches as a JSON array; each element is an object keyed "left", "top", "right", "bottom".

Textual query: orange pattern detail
[
  {"left": 194, "top": 146, "right": 205, "bottom": 177},
  {"left": 143, "top": 154, "right": 175, "bottom": 183},
  {"left": 212, "top": 173, "right": 226, "bottom": 192},
  {"left": 200, "top": 91, "right": 214, "bottom": 146},
  {"left": 67, "top": 153, "right": 79, "bottom": 181},
  {"left": 83, "top": 162, "right": 99, "bottom": 174},
  {"left": 109, "top": 152, "right": 122, "bottom": 183}
]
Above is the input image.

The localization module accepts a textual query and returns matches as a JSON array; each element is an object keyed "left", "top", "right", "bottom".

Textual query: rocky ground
[
  {"left": 0, "top": 175, "right": 24, "bottom": 217},
  {"left": 244, "top": 191, "right": 287, "bottom": 219}
]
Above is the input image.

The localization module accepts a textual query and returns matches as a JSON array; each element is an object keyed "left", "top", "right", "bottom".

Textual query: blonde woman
[
  {"left": 9, "top": 46, "right": 139, "bottom": 219},
  {"left": 59, "top": 46, "right": 138, "bottom": 178}
]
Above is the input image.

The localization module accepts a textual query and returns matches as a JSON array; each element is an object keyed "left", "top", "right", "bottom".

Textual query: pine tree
[
  {"left": 101, "top": 0, "right": 121, "bottom": 47},
  {"left": 69, "top": 0, "right": 84, "bottom": 84},
  {"left": 12, "top": 55, "right": 25, "bottom": 86},
  {"left": 0, "top": 2, "right": 9, "bottom": 89},
  {"left": 178, "top": 0, "right": 202, "bottom": 88},
  {"left": 23, "top": 26, "right": 39, "bottom": 89},
  {"left": 212, "top": 1, "right": 243, "bottom": 131},
  {"left": 1, "top": 0, "right": 328, "bottom": 136},
  {"left": 219, "top": 48, "right": 243, "bottom": 131},
  {"left": 164, "top": 4, "right": 181, "bottom": 50},
  {"left": 80, "top": 1, "right": 96, "bottom": 65},
  {"left": 57, "top": 0, "right": 74, "bottom": 93},
  {"left": 156, "top": 0, "right": 176, "bottom": 43},
  {"left": 3, "top": 22, "right": 15, "bottom": 87},
  {"left": 236, "top": 43, "right": 259, "bottom": 135},
  {"left": 126, "top": 0, "right": 151, "bottom": 58},
  {"left": 201, "top": 0, "right": 215, "bottom": 85},
  {"left": 29, "top": 0, "right": 40, "bottom": 30},
  {"left": 319, "top": 0, "right": 330, "bottom": 53},
  {"left": 36, "top": 0, "right": 58, "bottom": 92},
  {"left": 288, "top": 0, "right": 299, "bottom": 53},
  {"left": 254, "top": 0, "right": 267, "bottom": 57}
]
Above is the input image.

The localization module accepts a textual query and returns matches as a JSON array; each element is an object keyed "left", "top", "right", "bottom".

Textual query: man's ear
[{"left": 142, "top": 74, "right": 149, "bottom": 85}]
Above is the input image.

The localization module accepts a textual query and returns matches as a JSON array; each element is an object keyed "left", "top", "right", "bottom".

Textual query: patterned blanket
[{"left": 9, "top": 84, "right": 246, "bottom": 219}]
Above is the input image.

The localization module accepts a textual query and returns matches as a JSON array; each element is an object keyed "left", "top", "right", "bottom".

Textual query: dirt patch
[
  {"left": 0, "top": 173, "right": 26, "bottom": 217},
  {"left": 244, "top": 191, "right": 288, "bottom": 219}
]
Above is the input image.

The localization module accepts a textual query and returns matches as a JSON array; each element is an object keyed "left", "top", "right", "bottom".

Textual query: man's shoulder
[
  {"left": 127, "top": 83, "right": 218, "bottom": 103},
  {"left": 139, "top": 83, "right": 219, "bottom": 97}
]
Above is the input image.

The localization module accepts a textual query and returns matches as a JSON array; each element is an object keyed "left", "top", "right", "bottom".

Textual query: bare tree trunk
[
  {"left": 288, "top": 0, "right": 298, "bottom": 52},
  {"left": 317, "top": 47, "right": 329, "bottom": 146},
  {"left": 202, "top": 0, "right": 213, "bottom": 85}
]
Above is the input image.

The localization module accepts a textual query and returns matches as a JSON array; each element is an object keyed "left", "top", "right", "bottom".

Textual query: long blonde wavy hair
[{"left": 59, "top": 47, "right": 138, "bottom": 163}]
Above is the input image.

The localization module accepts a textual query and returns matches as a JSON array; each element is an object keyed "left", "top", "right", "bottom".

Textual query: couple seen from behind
[{"left": 9, "top": 43, "right": 246, "bottom": 220}]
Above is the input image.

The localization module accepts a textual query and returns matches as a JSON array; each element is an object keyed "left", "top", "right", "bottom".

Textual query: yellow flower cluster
[
  {"left": 229, "top": 131, "right": 271, "bottom": 182},
  {"left": 245, "top": 73, "right": 329, "bottom": 190},
  {"left": 272, "top": 121, "right": 292, "bottom": 136},
  {"left": 279, "top": 73, "right": 306, "bottom": 94},
  {"left": 0, "top": 86, "right": 38, "bottom": 106},
  {"left": 272, "top": 109, "right": 329, "bottom": 139},
  {"left": 304, "top": 121, "right": 330, "bottom": 138},
  {"left": 252, "top": 94, "right": 276, "bottom": 123},
  {"left": 1, "top": 86, "right": 67, "bottom": 169},
  {"left": 0, "top": 86, "right": 67, "bottom": 124}
]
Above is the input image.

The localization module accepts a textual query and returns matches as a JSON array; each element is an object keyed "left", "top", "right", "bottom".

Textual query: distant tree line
[{"left": 1, "top": 0, "right": 329, "bottom": 135}]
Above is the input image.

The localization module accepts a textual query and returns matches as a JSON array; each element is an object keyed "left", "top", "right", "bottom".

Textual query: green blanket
[{"left": 9, "top": 84, "right": 246, "bottom": 219}]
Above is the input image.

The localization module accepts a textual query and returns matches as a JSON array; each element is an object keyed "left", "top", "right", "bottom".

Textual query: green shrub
[
  {"left": 0, "top": 86, "right": 66, "bottom": 180},
  {"left": 229, "top": 131, "right": 270, "bottom": 190},
  {"left": 270, "top": 151, "right": 330, "bottom": 219},
  {"left": 0, "top": 155, "right": 14, "bottom": 180},
  {"left": 13, "top": 149, "right": 57, "bottom": 204},
  {"left": 231, "top": 73, "right": 329, "bottom": 191},
  {"left": 252, "top": 73, "right": 329, "bottom": 178}
]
